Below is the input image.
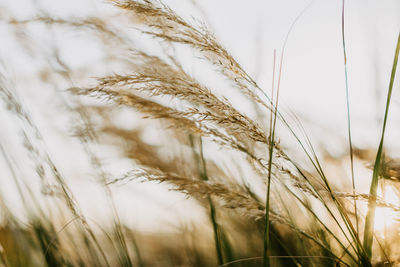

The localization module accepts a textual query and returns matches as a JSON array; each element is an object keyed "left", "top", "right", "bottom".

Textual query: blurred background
[{"left": 0, "top": 0, "right": 399, "bottom": 266}]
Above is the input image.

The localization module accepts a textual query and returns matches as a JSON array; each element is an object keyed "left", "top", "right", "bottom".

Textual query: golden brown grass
[{"left": 0, "top": 0, "right": 399, "bottom": 266}]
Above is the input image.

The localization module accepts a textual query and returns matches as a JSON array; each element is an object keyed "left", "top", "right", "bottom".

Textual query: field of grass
[{"left": 0, "top": 0, "right": 399, "bottom": 266}]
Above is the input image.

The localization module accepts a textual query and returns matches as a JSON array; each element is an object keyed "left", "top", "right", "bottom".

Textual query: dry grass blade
[
  {"left": 108, "top": 167, "right": 266, "bottom": 220},
  {"left": 90, "top": 51, "right": 268, "bottom": 146},
  {"left": 111, "top": 0, "right": 267, "bottom": 107}
]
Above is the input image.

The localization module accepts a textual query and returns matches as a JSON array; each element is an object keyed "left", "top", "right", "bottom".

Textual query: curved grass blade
[{"left": 363, "top": 32, "right": 400, "bottom": 260}]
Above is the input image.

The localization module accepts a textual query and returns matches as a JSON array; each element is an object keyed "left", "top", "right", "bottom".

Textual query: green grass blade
[
  {"left": 189, "top": 135, "right": 232, "bottom": 265},
  {"left": 264, "top": 48, "right": 279, "bottom": 267},
  {"left": 342, "top": 0, "right": 358, "bottom": 237},
  {"left": 363, "top": 32, "right": 400, "bottom": 260}
]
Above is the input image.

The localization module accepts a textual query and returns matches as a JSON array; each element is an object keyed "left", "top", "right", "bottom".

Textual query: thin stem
[
  {"left": 264, "top": 49, "right": 277, "bottom": 267},
  {"left": 342, "top": 0, "right": 358, "bottom": 237}
]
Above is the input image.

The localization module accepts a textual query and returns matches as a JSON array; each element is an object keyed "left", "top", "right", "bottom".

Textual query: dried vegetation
[{"left": 0, "top": 0, "right": 399, "bottom": 266}]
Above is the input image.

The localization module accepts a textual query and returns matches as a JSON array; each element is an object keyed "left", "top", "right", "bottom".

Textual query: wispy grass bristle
[{"left": 0, "top": 0, "right": 398, "bottom": 266}]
